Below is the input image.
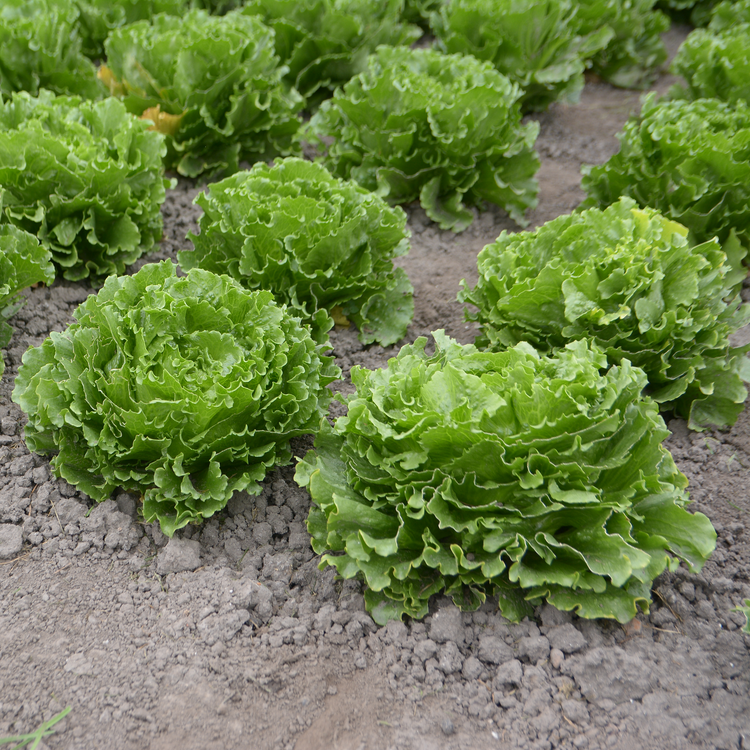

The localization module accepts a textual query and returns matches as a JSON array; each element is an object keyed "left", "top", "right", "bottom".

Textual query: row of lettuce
[
  {"left": 4, "top": 0, "right": 745, "bottom": 105},
  {"left": 1, "top": 3, "right": 749, "bottom": 629}
]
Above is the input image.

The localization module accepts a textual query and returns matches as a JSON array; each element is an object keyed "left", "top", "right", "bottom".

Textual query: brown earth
[{"left": 1, "top": 24, "right": 749, "bottom": 750}]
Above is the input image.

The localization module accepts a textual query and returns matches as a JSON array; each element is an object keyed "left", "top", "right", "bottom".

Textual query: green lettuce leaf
[
  {"left": 308, "top": 46, "right": 540, "bottom": 231},
  {"left": 179, "top": 158, "right": 414, "bottom": 346},
  {"left": 296, "top": 333, "right": 715, "bottom": 624},
  {"left": 581, "top": 94, "right": 750, "bottom": 253},
  {"left": 432, "top": 0, "right": 613, "bottom": 112},
  {"left": 0, "top": 0, "right": 102, "bottom": 98},
  {"left": 12, "top": 261, "right": 339, "bottom": 536},
  {"left": 460, "top": 198, "right": 750, "bottom": 430},
  {"left": 101, "top": 9, "right": 303, "bottom": 178},
  {"left": 0, "top": 90, "right": 170, "bottom": 283},
  {"left": 239, "top": 0, "right": 421, "bottom": 106}
]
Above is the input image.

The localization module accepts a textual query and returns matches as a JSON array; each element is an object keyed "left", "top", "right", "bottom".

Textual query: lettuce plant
[
  {"left": 669, "top": 24, "right": 750, "bottom": 105},
  {"left": 239, "top": 0, "right": 421, "bottom": 105},
  {"left": 296, "top": 332, "right": 716, "bottom": 625},
  {"left": 0, "top": 226, "right": 55, "bottom": 377},
  {"left": 460, "top": 199, "right": 750, "bottom": 430},
  {"left": 179, "top": 158, "right": 414, "bottom": 347},
  {"left": 581, "top": 94, "right": 750, "bottom": 252},
  {"left": 13, "top": 261, "right": 339, "bottom": 536},
  {"left": 73, "top": 0, "right": 188, "bottom": 60},
  {"left": 0, "top": 0, "right": 102, "bottom": 99},
  {"left": 0, "top": 91, "right": 170, "bottom": 283},
  {"left": 100, "top": 10, "right": 304, "bottom": 178},
  {"left": 308, "top": 46, "right": 540, "bottom": 232},
  {"left": 573, "top": 0, "right": 669, "bottom": 89},
  {"left": 431, "top": 0, "right": 613, "bottom": 112}
]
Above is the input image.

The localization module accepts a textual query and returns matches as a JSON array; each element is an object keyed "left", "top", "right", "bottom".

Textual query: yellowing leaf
[{"left": 141, "top": 105, "right": 184, "bottom": 137}]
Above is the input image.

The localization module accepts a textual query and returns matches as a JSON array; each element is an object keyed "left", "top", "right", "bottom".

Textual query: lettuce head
[
  {"left": 581, "top": 94, "right": 750, "bottom": 253},
  {"left": 179, "top": 158, "right": 414, "bottom": 347},
  {"left": 0, "top": 0, "right": 102, "bottom": 99},
  {"left": 308, "top": 46, "right": 540, "bottom": 232},
  {"left": 12, "top": 261, "right": 340, "bottom": 536},
  {"left": 239, "top": 0, "right": 421, "bottom": 106},
  {"left": 296, "top": 332, "right": 716, "bottom": 625},
  {"left": 669, "top": 23, "right": 750, "bottom": 106},
  {"left": 100, "top": 10, "right": 303, "bottom": 178},
  {"left": 460, "top": 199, "right": 750, "bottom": 430},
  {"left": 0, "top": 90, "right": 170, "bottom": 283},
  {"left": 432, "top": 0, "right": 613, "bottom": 112}
]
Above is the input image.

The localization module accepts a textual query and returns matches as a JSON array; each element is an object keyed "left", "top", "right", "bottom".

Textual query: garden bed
[{"left": 0, "top": 24, "right": 749, "bottom": 750}]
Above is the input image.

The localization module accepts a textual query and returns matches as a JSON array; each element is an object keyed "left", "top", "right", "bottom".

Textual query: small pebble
[
  {"left": 441, "top": 718, "right": 455, "bottom": 736},
  {"left": 550, "top": 648, "right": 564, "bottom": 669}
]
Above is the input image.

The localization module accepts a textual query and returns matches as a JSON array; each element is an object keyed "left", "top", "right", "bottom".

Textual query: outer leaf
[
  {"left": 308, "top": 46, "right": 540, "bottom": 231},
  {"left": 179, "top": 158, "right": 413, "bottom": 346},
  {"left": 12, "top": 261, "right": 339, "bottom": 536},
  {"left": 460, "top": 198, "right": 750, "bottom": 430},
  {"left": 0, "top": 91, "right": 170, "bottom": 283},
  {"left": 432, "top": 0, "right": 613, "bottom": 112},
  {"left": 240, "top": 0, "right": 421, "bottom": 106},
  {"left": 0, "top": 0, "right": 102, "bottom": 98},
  {"left": 581, "top": 94, "right": 750, "bottom": 253},
  {"left": 296, "top": 333, "right": 715, "bottom": 624},
  {"left": 102, "top": 10, "right": 303, "bottom": 178}
]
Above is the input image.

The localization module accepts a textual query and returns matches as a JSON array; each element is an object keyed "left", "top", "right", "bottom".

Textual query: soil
[{"left": 1, "top": 25, "right": 749, "bottom": 750}]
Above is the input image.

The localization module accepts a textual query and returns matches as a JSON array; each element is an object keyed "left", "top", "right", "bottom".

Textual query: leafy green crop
[
  {"left": 239, "top": 0, "right": 421, "bottom": 105},
  {"left": 431, "top": 0, "right": 613, "bottom": 112},
  {"left": 101, "top": 10, "right": 303, "bottom": 178},
  {"left": 739, "top": 600, "right": 750, "bottom": 633},
  {"left": 669, "top": 24, "right": 750, "bottom": 105},
  {"left": 0, "top": 226, "right": 55, "bottom": 377},
  {"left": 13, "top": 261, "right": 339, "bottom": 536},
  {"left": 0, "top": 90, "right": 170, "bottom": 283},
  {"left": 73, "top": 0, "right": 188, "bottom": 60},
  {"left": 296, "top": 332, "right": 716, "bottom": 625},
  {"left": 0, "top": 0, "right": 102, "bottom": 98},
  {"left": 460, "top": 199, "right": 750, "bottom": 430},
  {"left": 308, "top": 46, "right": 540, "bottom": 232},
  {"left": 179, "top": 158, "right": 414, "bottom": 346},
  {"left": 581, "top": 94, "right": 750, "bottom": 252},
  {"left": 573, "top": 0, "right": 669, "bottom": 89}
]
